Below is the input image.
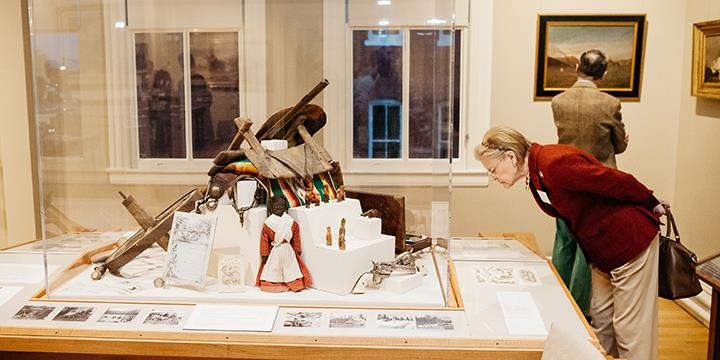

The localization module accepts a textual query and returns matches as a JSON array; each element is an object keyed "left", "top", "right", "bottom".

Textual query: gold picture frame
[
  {"left": 534, "top": 14, "right": 647, "bottom": 101},
  {"left": 692, "top": 19, "right": 720, "bottom": 99}
]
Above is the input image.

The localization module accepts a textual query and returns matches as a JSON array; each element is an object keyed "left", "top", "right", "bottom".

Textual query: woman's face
[{"left": 481, "top": 151, "right": 522, "bottom": 188}]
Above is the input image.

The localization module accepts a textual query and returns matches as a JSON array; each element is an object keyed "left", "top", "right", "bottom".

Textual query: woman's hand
[{"left": 653, "top": 199, "right": 670, "bottom": 216}]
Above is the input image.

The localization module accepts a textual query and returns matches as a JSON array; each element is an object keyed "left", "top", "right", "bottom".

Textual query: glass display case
[{"left": 0, "top": 1, "right": 595, "bottom": 358}]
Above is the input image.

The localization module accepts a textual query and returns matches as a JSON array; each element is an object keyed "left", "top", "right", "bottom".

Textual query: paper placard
[{"left": 184, "top": 305, "right": 278, "bottom": 332}]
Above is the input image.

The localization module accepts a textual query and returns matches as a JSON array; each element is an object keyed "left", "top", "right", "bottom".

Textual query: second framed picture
[
  {"left": 692, "top": 19, "right": 720, "bottom": 99},
  {"left": 534, "top": 14, "right": 647, "bottom": 101}
]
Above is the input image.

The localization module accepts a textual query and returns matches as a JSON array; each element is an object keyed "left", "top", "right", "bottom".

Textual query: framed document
[{"left": 160, "top": 211, "right": 218, "bottom": 289}]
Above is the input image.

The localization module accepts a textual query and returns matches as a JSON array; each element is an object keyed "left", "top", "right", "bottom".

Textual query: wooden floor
[{"left": 659, "top": 299, "right": 709, "bottom": 359}]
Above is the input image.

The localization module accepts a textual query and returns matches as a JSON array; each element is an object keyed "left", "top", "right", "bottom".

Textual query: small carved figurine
[
  {"left": 304, "top": 186, "right": 313, "bottom": 209},
  {"left": 322, "top": 184, "right": 330, "bottom": 203},
  {"left": 325, "top": 226, "right": 333, "bottom": 246},
  {"left": 336, "top": 185, "right": 345, "bottom": 202},
  {"left": 256, "top": 196, "right": 312, "bottom": 292},
  {"left": 338, "top": 218, "right": 346, "bottom": 251}
]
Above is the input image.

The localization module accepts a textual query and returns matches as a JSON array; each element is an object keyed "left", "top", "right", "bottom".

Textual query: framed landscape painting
[
  {"left": 692, "top": 19, "right": 720, "bottom": 99},
  {"left": 534, "top": 14, "right": 647, "bottom": 101}
]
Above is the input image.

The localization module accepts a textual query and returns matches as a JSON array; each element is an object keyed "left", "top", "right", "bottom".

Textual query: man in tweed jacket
[{"left": 549, "top": 49, "right": 629, "bottom": 318}]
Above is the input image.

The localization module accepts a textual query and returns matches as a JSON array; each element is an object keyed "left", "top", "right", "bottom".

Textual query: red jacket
[{"left": 528, "top": 143, "right": 660, "bottom": 272}]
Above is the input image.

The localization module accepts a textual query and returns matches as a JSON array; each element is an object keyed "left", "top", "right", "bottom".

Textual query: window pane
[
  {"left": 189, "top": 32, "right": 240, "bottom": 159},
  {"left": 409, "top": 29, "right": 461, "bottom": 159},
  {"left": 135, "top": 32, "right": 186, "bottom": 159},
  {"left": 352, "top": 30, "right": 403, "bottom": 159}
]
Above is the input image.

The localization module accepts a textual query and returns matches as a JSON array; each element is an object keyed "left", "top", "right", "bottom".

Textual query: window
[
  {"left": 368, "top": 99, "right": 402, "bottom": 158},
  {"left": 352, "top": 29, "right": 461, "bottom": 161},
  {"left": 134, "top": 31, "right": 240, "bottom": 161}
]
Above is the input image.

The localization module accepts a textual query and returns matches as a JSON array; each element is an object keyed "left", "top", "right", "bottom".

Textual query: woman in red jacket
[{"left": 475, "top": 126, "right": 667, "bottom": 360}]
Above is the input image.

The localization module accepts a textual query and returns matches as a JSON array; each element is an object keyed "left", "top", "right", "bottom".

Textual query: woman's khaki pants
[{"left": 590, "top": 235, "right": 659, "bottom": 360}]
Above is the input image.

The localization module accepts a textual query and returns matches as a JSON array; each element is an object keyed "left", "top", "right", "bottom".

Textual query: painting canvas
[
  {"left": 535, "top": 15, "right": 646, "bottom": 100},
  {"left": 692, "top": 19, "right": 720, "bottom": 99}
]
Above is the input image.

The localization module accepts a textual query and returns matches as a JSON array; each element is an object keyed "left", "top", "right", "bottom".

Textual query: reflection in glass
[
  {"left": 409, "top": 30, "right": 460, "bottom": 159},
  {"left": 353, "top": 30, "right": 403, "bottom": 159},
  {"left": 33, "top": 33, "right": 82, "bottom": 157},
  {"left": 135, "top": 33, "right": 186, "bottom": 158},
  {"left": 188, "top": 32, "right": 240, "bottom": 158}
]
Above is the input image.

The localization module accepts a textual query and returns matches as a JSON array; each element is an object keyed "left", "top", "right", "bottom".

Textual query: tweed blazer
[
  {"left": 527, "top": 143, "right": 660, "bottom": 273},
  {"left": 551, "top": 80, "right": 627, "bottom": 169}
]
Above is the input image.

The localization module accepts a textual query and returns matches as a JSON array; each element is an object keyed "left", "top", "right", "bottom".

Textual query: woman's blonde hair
[{"left": 474, "top": 126, "right": 532, "bottom": 162}]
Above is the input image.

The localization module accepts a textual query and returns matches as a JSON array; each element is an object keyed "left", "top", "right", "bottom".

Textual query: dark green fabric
[{"left": 552, "top": 218, "right": 592, "bottom": 315}]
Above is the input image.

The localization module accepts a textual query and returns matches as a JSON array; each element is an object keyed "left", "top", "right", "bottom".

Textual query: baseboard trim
[{"left": 675, "top": 280, "right": 711, "bottom": 328}]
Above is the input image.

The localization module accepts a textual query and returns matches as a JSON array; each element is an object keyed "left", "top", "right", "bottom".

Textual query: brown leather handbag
[{"left": 658, "top": 209, "right": 702, "bottom": 300}]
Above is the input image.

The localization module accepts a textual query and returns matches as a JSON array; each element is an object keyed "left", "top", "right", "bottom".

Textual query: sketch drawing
[
  {"left": 415, "top": 314, "right": 454, "bottom": 330},
  {"left": 474, "top": 265, "right": 541, "bottom": 285},
  {"left": 13, "top": 305, "right": 55, "bottom": 320},
  {"left": 98, "top": 308, "right": 140, "bottom": 323},
  {"left": 377, "top": 313, "right": 416, "bottom": 329},
  {"left": 53, "top": 306, "right": 95, "bottom": 322},
  {"left": 329, "top": 313, "right": 367, "bottom": 328},
  {"left": 282, "top": 312, "right": 322, "bottom": 328},
  {"left": 162, "top": 211, "right": 217, "bottom": 287}
]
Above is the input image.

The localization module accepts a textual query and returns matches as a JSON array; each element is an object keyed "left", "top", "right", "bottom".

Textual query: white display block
[
  {"left": 381, "top": 273, "right": 424, "bottom": 294},
  {"left": 208, "top": 205, "right": 266, "bottom": 282},
  {"left": 260, "top": 139, "right": 288, "bottom": 150},
  {"left": 348, "top": 216, "right": 381, "bottom": 241},
  {"left": 289, "top": 199, "right": 395, "bottom": 295}
]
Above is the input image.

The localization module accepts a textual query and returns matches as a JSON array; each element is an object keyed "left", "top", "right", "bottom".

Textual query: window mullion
[
  {"left": 401, "top": 28, "right": 410, "bottom": 161},
  {"left": 183, "top": 31, "right": 192, "bottom": 161}
]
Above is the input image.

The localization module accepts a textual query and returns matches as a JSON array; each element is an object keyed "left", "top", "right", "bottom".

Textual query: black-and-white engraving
[
  {"left": 53, "top": 306, "right": 95, "bottom": 322},
  {"left": 12, "top": 305, "right": 55, "bottom": 320},
  {"left": 519, "top": 269, "right": 538, "bottom": 283},
  {"left": 282, "top": 311, "right": 322, "bottom": 328},
  {"left": 474, "top": 265, "right": 540, "bottom": 285},
  {"left": 162, "top": 211, "right": 217, "bottom": 287},
  {"left": 376, "top": 313, "right": 416, "bottom": 329},
  {"left": 97, "top": 308, "right": 141, "bottom": 323},
  {"left": 415, "top": 314, "right": 454, "bottom": 330},
  {"left": 329, "top": 313, "right": 367, "bottom": 328},
  {"left": 143, "top": 310, "right": 183, "bottom": 325}
]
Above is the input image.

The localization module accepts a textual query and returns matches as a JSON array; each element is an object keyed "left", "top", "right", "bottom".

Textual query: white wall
[
  {"left": 0, "top": 0, "right": 38, "bottom": 248},
  {"left": 676, "top": 0, "right": 720, "bottom": 259}
]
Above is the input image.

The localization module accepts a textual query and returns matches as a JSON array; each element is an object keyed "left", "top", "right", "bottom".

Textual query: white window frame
[
  {"left": 367, "top": 98, "right": 402, "bottom": 158},
  {"left": 103, "top": 0, "right": 267, "bottom": 185},
  {"left": 322, "top": 0, "right": 492, "bottom": 187}
]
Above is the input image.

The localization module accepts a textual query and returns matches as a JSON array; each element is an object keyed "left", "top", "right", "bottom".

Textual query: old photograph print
[
  {"left": 143, "top": 310, "right": 183, "bottom": 325},
  {"left": 329, "top": 313, "right": 367, "bottom": 328},
  {"left": 546, "top": 24, "right": 636, "bottom": 89},
  {"left": 415, "top": 314, "right": 454, "bottom": 330},
  {"left": 704, "top": 35, "right": 720, "bottom": 83},
  {"left": 13, "top": 305, "right": 55, "bottom": 320},
  {"left": 53, "top": 306, "right": 95, "bottom": 322},
  {"left": 377, "top": 313, "right": 416, "bottom": 329},
  {"left": 282, "top": 311, "right": 322, "bottom": 328},
  {"left": 98, "top": 308, "right": 141, "bottom": 323}
]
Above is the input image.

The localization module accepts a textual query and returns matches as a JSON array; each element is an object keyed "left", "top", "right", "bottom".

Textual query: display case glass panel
[{"left": 20, "top": 0, "right": 461, "bottom": 309}]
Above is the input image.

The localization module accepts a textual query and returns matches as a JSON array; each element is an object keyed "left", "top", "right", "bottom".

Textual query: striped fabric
[{"left": 220, "top": 159, "right": 339, "bottom": 208}]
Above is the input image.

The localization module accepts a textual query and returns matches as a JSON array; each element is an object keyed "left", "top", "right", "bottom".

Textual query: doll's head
[{"left": 267, "top": 196, "right": 289, "bottom": 217}]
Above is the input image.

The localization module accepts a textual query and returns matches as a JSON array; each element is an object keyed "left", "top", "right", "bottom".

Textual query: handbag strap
[{"left": 664, "top": 208, "right": 681, "bottom": 242}]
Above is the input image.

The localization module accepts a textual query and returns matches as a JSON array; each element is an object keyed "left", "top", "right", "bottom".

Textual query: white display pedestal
[
  {"left": 209, "top": 205, "right": 266, "bottom": 286},
  {"left": 289, "top": 199, "right": 395, "bottom": 295}
]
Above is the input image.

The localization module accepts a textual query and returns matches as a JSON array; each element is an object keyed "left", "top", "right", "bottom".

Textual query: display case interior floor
[{"left": 45, "top": 246, "right": 447, "bottom": 308}]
